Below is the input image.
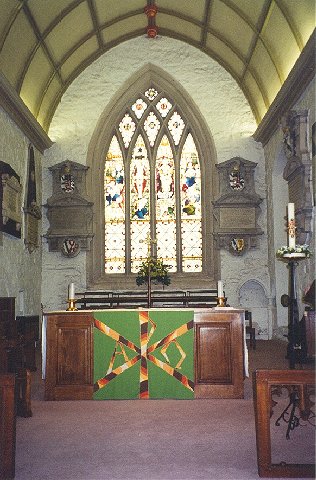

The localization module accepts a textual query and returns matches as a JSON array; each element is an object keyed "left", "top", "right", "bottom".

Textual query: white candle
[
  {"left": 287, "top": 203, "right": 296, "bottom": 248},
  {"left": 68, "top": 282, "right": 75, "bottom": 299},
  {"left": 217, "top": 280, "right": 224, "bottom": 298},
  {"left": 288, "top": 203, "right": 294, "bottom": 221}
]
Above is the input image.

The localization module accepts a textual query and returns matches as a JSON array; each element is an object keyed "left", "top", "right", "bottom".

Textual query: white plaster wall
[
  {"left": 0, "top": 106, "right": 42, "bottom": 316},
  {"left": 44, "top": 36, "right": 269, "bottom": 324}
]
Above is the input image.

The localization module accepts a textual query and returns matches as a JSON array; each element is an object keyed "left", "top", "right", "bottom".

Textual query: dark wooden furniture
[
  {"left": 15, "top": 368, "right": 32, "bottom": 417},
  {"left": 302, "top": 310, "right": 315, "bottom": 360},
  {"left": 0, "top": 374, "right": 16, "bottom": 480},
  {"left": 0, "top": 297, "right": 16, "bottom": 338},
  {"left": 16, "top": 315, "right": 40, "bottom": 371},
  {"left": 253, "top": 369, "right": 315, "bottom": 478},
  {"left": 44, "top": 313, "right": 94, "bottom": 401},
  {"left": 0, "top": 298, "right": 32, "bottom": 417},
  {"left": 245, "top": 310, "right": 256, "bottom": 350},
  {"left": 76, "top": 289, "right": 218, "bottom": 309},
  {"left": 44, "top": 309, "right": 244, "bottom": 400},
  {"left": 194, "top": 309, "right": 244, "bottom": 398}
]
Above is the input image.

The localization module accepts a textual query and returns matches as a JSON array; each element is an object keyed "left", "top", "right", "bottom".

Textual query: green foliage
[{"left": 136, "top": 257, "right": 171, "bottom": 286}]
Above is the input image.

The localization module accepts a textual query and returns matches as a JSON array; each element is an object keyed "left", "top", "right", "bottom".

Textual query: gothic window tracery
[{"left": 104, "top": 87, "right": 205, "bottom": 276}]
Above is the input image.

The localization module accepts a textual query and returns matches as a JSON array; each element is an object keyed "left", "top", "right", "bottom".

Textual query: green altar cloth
[{"left": 93, "top": 309, "right": 194, "bottom": 400}]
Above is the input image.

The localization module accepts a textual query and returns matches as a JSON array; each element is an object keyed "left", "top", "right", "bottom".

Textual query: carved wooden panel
[
  {"left": 56, "top": 325, "right": 92, "bottom": 385},
  {"left": 196, "top": 323, "right": 232, "bottom": 384},
  {"left": 45, "top": 313, "right": 94, "bottom": 400},
  {"left": 194, "top": 309, "right": 244, "bottom": 398}
]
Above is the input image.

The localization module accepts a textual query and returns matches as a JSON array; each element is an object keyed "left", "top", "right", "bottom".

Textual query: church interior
[{"left": 0, "top": 1, "right": 315, "bottom": 479}]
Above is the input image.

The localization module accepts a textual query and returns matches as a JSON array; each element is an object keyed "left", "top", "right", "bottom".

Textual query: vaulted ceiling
[{"left": 0, "top": 0, "right": 314, "bottom": 133}]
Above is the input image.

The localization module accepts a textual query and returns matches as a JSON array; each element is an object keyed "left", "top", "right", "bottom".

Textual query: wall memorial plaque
[
  {"left": 0, "top": 161, "right": 22, "bottom": 238},
  {"left": 44, "top": 160, "right": 94, "bottom": 254},
  {"left": 24, "top": 145, "right": 42, "bottom": 252},
  {"left": 213, "top": 157, "right": 263, "bottom": 254},
  {"left": 282, "top": 110, "right": 313, "bottom": 244},
  {"left": 220, "top": 207, "right": 256, "bottom": 230}
]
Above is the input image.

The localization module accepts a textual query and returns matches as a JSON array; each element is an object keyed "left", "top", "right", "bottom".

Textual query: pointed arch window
[{"left": 104, "top": 87, "right": 203, "bottom": 275}]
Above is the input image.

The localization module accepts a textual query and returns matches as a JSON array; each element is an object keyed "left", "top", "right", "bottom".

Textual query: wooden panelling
[
  {"left": 45, "top": 313, "right": 94, "bottom": 400},
  {"left": 57, "top": 325, "right": 92, "bottom": 385},
  {"left": 196, "top": 323, "right": 232, "bottom": 383},
  {"left": 194, "top": 309, "right": 244, "bottom": 398}
]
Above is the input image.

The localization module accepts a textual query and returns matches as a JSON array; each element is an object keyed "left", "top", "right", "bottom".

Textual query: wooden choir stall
[{"left": 43, "top": 308, "right": 245, "bottom": 401}]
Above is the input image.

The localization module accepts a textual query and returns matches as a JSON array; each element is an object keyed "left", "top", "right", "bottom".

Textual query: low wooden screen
[{"left": 253, "top": 369, "right": 315, "bottom": 478}]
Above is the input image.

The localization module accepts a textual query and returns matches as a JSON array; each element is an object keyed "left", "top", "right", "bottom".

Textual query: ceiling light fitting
[{"left": 144, "top": 2, "right": 158, "bottom": 38}]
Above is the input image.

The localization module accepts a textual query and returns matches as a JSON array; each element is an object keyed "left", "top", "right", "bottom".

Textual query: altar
[{"left": 43, "top": 308, "right": 245, "bottom": 400}]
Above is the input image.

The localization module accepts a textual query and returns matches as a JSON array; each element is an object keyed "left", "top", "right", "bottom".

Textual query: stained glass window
[
  {"left": 104, "top": 87, "right": 204, "bottom": 275},
  {"left": 130, "top": 135, "right": 150, "bottom": 272},
  {"left": 180, "top": 134, "right": 202, "bottom": 271},
  {"left": 168, "top": 112, "right": 185, "bottom": 145},
  {"left": 144, "top": 111, "right": 160, "bottom": 147},
  {"left": 119, "top": 113, "right": 135, "bottom": 148},
  {"left": 156, "top": 135, "right": 177, "bottom": 271},
  {"left": 145, "top": 88, "right": 158, "bottom": 101},
  {"left": 131, "top": 98, "right": 147, "bottom": 119},
  {"left": 156, "top": 97, "right": 172, "bottom": 117},
  {"left": 104, "top": 136, "right": 125, "bottom": 273}
]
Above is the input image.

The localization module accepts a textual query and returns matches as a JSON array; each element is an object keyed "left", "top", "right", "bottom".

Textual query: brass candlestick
[
  {"left": 217, "top": 296, "right": 226, "bottom": 307},
  {"left": 67, "top": 299, "right": 78, "bottom": 311}
]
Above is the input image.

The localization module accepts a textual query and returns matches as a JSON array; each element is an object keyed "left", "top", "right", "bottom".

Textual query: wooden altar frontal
[{"left": 43, "top": 308, "right": 245, "bottom": 400}]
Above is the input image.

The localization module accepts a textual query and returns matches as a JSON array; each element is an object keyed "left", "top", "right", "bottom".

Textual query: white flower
[{"left": 276, "top": 244, "right": 312, "bottom": 258}]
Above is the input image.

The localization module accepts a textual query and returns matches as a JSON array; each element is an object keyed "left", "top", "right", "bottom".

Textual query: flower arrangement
[
  {"left": 136, "top": 257, "right": 171, "bottom": 286},
  {"left": 276, "top": 244, "right": 312, "bottom": 258}
]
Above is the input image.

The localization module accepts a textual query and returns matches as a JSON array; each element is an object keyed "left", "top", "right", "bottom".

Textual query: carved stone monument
[
  {"left": 282, "top": 110, "right": 314, "bottom": 245},
  {"left": 213, "top": 157, "right": 263, "bottom": 255},
  {"left": 44, "top": 160, "right": 94, "bottom": 256}
]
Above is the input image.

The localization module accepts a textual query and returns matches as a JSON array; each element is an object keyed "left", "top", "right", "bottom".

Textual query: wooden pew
[
  {"left": 0, "top": 298, "right": 32, "bottom": 418},
  {"left": 0, "top": 374, "right": 16, "bottom": 480},
  {"left": 16, "top": 315, "right": 40, "bottom": 371}
]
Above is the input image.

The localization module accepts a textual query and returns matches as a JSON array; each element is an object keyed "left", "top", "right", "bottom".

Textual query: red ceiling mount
[{"left": 144, "top": 2, "right": 158, "bottom": 38}]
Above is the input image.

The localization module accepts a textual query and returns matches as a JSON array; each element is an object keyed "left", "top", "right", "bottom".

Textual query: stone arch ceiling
[{"left": 0, "top": 0, "right": 314, "bottom": 133}]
